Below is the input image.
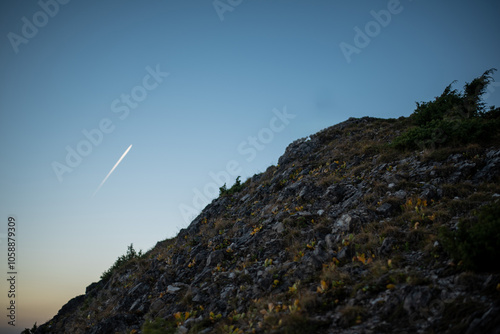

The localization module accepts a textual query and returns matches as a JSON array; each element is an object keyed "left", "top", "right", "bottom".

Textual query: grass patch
[
  {"left": 279, "top": 313, "right": 328, "bottom": 334},
  {"left": 142, "top": 317, "right": 177, "bottom": 334},
  {"left": 338, "top": 305, "right": 366, "bottom": 328}
]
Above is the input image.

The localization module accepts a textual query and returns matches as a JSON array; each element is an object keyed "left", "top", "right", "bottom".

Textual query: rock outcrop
[{"left": 34, "top": 117, "right": 500, "bottom": 334}]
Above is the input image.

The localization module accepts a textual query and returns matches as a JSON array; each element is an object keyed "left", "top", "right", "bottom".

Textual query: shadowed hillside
[{"left": 29, "top": 70, "right": 500, "bottom": 334}]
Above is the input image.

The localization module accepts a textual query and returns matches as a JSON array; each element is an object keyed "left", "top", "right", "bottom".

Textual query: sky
[{"left": 0, "top": 0, "right": 499, "bottom": 332}]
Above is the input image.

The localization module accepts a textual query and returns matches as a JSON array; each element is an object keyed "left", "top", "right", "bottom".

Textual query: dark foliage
[
  {"left": 441, "top": 203, "right": 500, "bottom": 272},
  {"left": 393, "top": 69, "right": 499, "bottom": 150},
  {"left": 101, "top": 244, "right": 143, "bottom": 281},
  {"left": 219, "top": 176, "right": 245, "bottom": 197}
]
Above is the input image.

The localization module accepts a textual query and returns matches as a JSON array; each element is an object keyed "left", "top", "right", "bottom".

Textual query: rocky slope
[{"left": 32, "top": 75, "right": 500, "bottom": 333}]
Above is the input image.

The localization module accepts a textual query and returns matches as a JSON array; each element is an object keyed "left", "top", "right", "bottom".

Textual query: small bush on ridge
[{"left": 101, "top": 244, "right": 143, "bottom": 281}]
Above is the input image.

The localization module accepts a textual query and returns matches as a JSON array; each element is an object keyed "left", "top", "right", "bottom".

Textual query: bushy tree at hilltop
[
  {"left": 101, "top": 244, "right": 143, "bottom": 282},
  {"left": 393, "top": 68, "right": 499, "bottom": 150}
]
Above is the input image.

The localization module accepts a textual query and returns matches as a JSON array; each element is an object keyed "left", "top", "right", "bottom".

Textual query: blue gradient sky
[{"left": 1, "top": 0, "right": 499, "bottom": 331}]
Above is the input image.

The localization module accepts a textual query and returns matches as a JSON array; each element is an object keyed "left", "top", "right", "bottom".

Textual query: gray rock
[
  {"left": 376, "top": 202, "right": 392, "bottom": 215},
  {"left": 167, "top": 285, "right": 181, "bottom": 293},
  {"left": 176, "top": 326, "right": 188, "bottom": 334},
  {"left": 466, "top": 306, "right": 500, "bottom": 334},
  {"left": 394, "top": 190, "right": 407, "bottom": 199},
  {"left": 298, "top": 186, "right": 308, "bottom": 198},
  {"left": 332, "top": 214, "right": 352, "bottom": 234},
  {"left": 149, "top": 299, "right": 165, "bottom": 314},
  {"left": 272, "top": 222, "right": 285, "bottom": 233},
  {"left": 337, "top": 246, "right": 351, "bottom": 260},
  {"left": 324, "top": 184, "right": 345, "bottom": 203},
  {"left": 220, "top": 285, "right": 236, "bottom": 300},
  {"left": 128, "top": 283, "right": 146, "bottom": 296},
  {"left": 403, "top": 286, "right": 432, "bottom": 313},
  {"left": 325, "top": 234, "right": 336, "bottom": 250},
  {"left": 474, "top": 149, "right": 500, "bottom": 182},
  {"left": 206, "top": 250, "right": 225, "bottom": 267},
  {"left": 240, "top": 194, "right": 251, "bottom": 202},
  {"left": 129, "top": 297, "right": 145, "bottom": 312},
  {"left": 379, "top": 237, "right": 395, "bottom": 255}
]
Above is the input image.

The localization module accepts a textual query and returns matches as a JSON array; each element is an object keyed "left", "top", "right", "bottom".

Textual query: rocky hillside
[{"left": 32, "top": 72, "right": 500, "bottom": 334}]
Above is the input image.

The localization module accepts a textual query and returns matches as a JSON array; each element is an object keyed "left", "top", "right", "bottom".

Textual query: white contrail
[{"left": 92, "top": 144, "right": 132, "bottom": 197}]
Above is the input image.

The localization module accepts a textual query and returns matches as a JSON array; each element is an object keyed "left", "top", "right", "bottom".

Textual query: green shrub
[
  {"left": 440, "top": 203, "right": 500, "bottom": 272},
  {"left": 219, "top": 176, "right": 245, "bottom": 197},
  {"left": 463, "top": 68, "right": 497, "bottom": 115},
  {"left": 101, "top": 244, "right": 143, "bottom": 281},
  {"left": 392, "top": 117, "right": 499, "bottom": 150},
  {"left": 411, "top": 82, "right": 463, "bottom": 127},
  {"left": 142, "top": 317, "right": 177, "bottom": 334},
  {"left": 21, "top": 323, "right": 37, "bottom": 334},
  {"left": 393, "top": 69, "right": 499, "bottom": 151}
]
